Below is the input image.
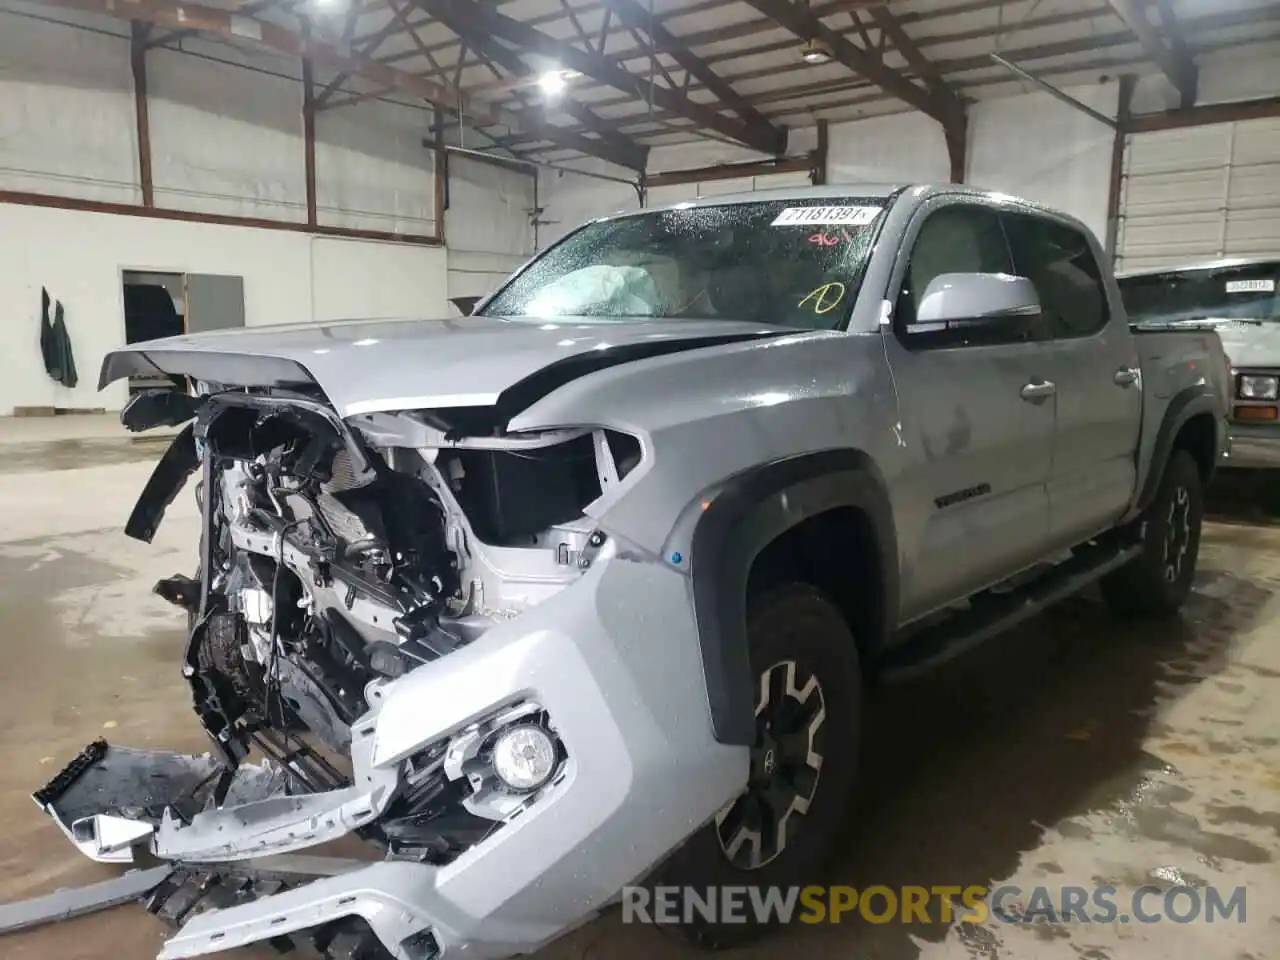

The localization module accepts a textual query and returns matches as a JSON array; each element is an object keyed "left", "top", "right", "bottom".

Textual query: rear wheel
[
  {"left": 654, "top": 584, "right": 862, "bottom": 949},
  {"left": 1102, "top": 450, "right": 1203, "bottom": 619}
]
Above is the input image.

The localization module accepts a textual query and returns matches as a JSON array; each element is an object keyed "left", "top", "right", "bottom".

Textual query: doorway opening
[
  {"left": 120, "top": 271, "right": 246, "bottom": 395},
  {"left": 122, "top": 271, "right": 185, "bottom": 395}
]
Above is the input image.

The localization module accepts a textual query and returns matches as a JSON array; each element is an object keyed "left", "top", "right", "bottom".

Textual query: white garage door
[
  {"left": 1116, "top": 116, "right": 1280, "bottom": 272},
  {"left": 643, "top": 168, "right": 813, "bottom": 208}
]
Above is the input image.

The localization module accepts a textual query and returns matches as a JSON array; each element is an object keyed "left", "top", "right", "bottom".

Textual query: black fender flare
[
  {"left": 689, "top": 449, "right": 898, "bottom": 745},
  {"left": 1135, "top": 385, "right": 1222, "bottom": 514}
]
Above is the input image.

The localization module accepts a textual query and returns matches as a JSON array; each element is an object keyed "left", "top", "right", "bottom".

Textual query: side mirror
[{"left": 916, "top": 272, "right": 1041, "bottom": 326}]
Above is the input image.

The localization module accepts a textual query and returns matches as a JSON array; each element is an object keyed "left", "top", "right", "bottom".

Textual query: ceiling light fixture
[
  {"left": 801, "top": 38, "right": 833, "bottom": 65},
  {"left": 538, "top": 70, "right": 569, "bottom": 97}
]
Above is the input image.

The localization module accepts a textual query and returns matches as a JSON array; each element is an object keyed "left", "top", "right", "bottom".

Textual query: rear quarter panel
[{"left": 1131, "top": 328, "right": 1229, "bottom": 514}]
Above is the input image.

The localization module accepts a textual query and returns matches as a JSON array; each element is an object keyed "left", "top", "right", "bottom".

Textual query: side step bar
[{"left": 878, "top": 539, "right": 1142, "bottom": 683}]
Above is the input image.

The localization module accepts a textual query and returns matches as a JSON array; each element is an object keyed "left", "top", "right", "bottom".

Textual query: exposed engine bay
[
  {"left": 28, "top": 316, "right": 768, "bottom": 960},
  {"left": 36, "top": 387, "right": 640, "bottom": 876}
]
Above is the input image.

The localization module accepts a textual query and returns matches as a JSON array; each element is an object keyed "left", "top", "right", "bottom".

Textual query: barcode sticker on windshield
[
  {"left": 1226, "top": 278, "right": 1276, "bottom": 294},
  {"left": 771, "top": 205, "right": 881, "bottom": 227}
]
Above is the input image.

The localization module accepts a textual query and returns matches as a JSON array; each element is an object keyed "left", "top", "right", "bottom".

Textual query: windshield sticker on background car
[
  {"left": 771, "top": 205, "right": 881, "bottom": 227},
  {"left": 798, "top": 281, "right": 847, "bottom": 315},
  {"left": 1226, "top": 278, "right": 1276, "bottom": 294}
]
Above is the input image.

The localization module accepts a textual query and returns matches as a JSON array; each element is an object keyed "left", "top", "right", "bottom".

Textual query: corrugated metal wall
[
  {"left": 642, "top": 169, "right": 813, "bottom": 208},
  {"left": 0, "top": 6, "right": 451, "bottom": 416},
  {"left": 546, "top": 83, "right": 1124, "bottom": 250},
  {"left": 0, "top": 8, "right": 138, "bottom": 204},
  {"left": 444, "top": 155, "right": 537, "bottom": 309},
  {"left": 536, "top": 163, "right": 639, "bottom": 249},
  {"left": 1118, "top": 117, "right": 1280, "bottom": 271},
  {"left": 0, "top": 8, "right": 440, "bottom": 234}
]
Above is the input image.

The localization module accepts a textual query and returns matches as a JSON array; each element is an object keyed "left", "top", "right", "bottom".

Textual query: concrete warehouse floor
[{"left": 0, "top": 415, "right": 1277, "bottom": 960}]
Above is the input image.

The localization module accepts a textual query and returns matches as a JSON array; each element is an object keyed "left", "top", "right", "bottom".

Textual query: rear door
[
  {"left": 1004, "top": 213, "right": 1142, "bottom": 551},
  {"left": 883, "top": 200, "right": 1056, "bottom": 622}
]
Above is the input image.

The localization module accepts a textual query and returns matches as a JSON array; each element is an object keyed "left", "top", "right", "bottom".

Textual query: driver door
[{"left": 882, "top": 201, "right": 1056, "bottom": 622}]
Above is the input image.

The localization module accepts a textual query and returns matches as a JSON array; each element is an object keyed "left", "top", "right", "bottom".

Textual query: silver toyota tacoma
[
  {"left": 35, "top": 185, "right": 1230, "bottom": 960},
  {"left": 1119, "top": 257, "right": 1280, "bottom": 468}
]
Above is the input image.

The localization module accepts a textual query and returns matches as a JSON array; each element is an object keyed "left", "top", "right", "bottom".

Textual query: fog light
[{"left": 491, "top": 725, "right": 557, "bottom": 791}]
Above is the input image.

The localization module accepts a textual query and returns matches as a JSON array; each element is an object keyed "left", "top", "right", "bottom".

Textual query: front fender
[{"left": 690, "top": 450, "right": 898, "bottom": 745}]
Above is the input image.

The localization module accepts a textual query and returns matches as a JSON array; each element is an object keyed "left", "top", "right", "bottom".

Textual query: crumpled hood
[{"left": 100, "top": 315, "right": 792, "bottom": 418}]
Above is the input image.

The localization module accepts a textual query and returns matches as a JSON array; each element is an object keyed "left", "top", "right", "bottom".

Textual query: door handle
[
  {"left": 1114, "top": 367, "right": 1140, "bottom": 386},
  {"left": 1020, "top": 380, "right": 1056, "bottom": 402}
]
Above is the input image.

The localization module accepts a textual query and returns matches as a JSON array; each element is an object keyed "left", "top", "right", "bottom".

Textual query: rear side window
[{"left": 1004, "top": 214, "right": 1109, "bottom": 338}]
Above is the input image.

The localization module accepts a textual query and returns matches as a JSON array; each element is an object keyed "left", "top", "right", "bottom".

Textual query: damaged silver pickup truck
[{"left": 34, "top": 184, "right": 1229, "bottom": 960}]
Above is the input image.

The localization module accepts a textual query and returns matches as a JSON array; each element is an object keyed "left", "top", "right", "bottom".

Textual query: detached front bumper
[{"left": 36, "top": 544, "right": 747, "bottom": 960}]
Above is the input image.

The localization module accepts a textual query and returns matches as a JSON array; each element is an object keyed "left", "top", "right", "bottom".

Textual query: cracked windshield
[{"left": 480, "top": 199, "right": 887, "bottom": 329}]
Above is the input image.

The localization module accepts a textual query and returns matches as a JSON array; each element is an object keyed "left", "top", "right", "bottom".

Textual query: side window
[
  {"left": 895, "top": 204, "right": 1016, "bottom": 347},
  {"left": 1003, "top": 213, "right": 1109, "bottom": 338}
]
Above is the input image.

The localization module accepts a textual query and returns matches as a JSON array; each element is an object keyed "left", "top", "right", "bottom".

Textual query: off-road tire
[
  {"left": 1102, "top": 449, "right": 1203, "bottom": 619},
  {"left": 652, "top": 584, "right": 862, "bottom": 949}
]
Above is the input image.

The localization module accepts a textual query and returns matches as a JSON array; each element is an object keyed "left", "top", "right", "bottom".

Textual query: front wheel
[
  {"left": 653, "top": 584, "right": 862, "bottom": 949},
  {"left": 1102, "top": 449, "right": 1204, "bottom": 619}
]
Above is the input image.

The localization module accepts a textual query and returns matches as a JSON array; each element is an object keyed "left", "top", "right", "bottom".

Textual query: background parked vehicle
[{"left": 1119, "top": 258, "right": 1280, "bottom": 468}]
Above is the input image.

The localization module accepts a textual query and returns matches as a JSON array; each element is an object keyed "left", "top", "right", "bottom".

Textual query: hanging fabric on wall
[{"left": 40, "top": 287, "right": 78, "bottom": 388}]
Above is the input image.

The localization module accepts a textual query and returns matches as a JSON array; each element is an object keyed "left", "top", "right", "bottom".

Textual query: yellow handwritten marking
[{"left": 798, "top": 281, "right": 846, "bottom": 315}]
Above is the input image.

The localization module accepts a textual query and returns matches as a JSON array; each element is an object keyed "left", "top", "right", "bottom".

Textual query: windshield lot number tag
[
  {"left": 772, "top": 206, "right": 881, "bottom": 227},
  {"left": 1225, "top": 278, "right": 1276, "bottom": 294}
]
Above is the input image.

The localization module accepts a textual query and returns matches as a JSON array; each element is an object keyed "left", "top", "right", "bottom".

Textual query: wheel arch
[
  {"left": 1171, "top": 412, "right": 1218, "bottom": 488},
  {"left": 1135, "top": 386, "right": 1222, "bottom": 514},
  {"left": 689, "top": 449, "right": 898, "bottom": 746}
]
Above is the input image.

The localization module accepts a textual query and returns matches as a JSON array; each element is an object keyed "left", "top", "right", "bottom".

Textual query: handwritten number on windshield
[
  {"left": 807, "top": 228, "right": 855, "bottom": 247},
  {"left": 799, "top": 282, "right": 846, "bottom": 315}
]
